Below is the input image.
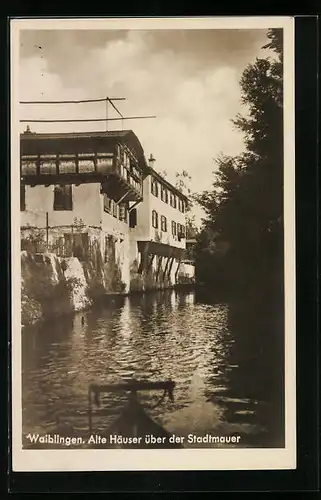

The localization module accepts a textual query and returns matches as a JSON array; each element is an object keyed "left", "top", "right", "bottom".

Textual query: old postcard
[{"left": 10, "top": 16, "right": 296, "bottom": 472}]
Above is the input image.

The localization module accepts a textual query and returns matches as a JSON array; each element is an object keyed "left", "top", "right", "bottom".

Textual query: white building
[
  {"left": 20, "top": 128, "right": 194, "bottom": 293},
  {"left": 128, "top": 154, "right": 191, "bottom": 288}
]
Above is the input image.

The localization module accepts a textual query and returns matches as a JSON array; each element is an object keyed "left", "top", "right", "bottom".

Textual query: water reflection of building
[
  {"left": 20, "top": 127, "right": 195, "bottom": 292},
  {"left": 118, "top": 297, "right": 132, "bottom": 340}
]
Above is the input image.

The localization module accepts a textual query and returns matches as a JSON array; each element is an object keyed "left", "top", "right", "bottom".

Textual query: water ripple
[{"left": 22, "top": 290, "right": 282, "bottom": 447}]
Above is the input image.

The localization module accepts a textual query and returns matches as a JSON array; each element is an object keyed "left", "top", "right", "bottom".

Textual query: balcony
[
  {"left": 20, "top": 130, "right": 147, "bottom": 203},
  {"left": 21, "top": 151, "right": 143, "bottom": 202}
]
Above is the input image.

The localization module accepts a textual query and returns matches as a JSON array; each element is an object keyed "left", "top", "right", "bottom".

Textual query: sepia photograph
[{"left": 11, "top": 17, "right": 296, "bottom": 471}]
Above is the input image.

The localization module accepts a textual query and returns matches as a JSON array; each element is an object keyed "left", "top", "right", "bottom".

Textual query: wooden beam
[
  {"left": 138, "top": 242, "right": 149, "bottom": 274},
  {"left": 89, "top": 380, "right": 175, "bottom": 395},
  {"left": 146, "top": 254, "right": 155, "bottom": 273},
  {"left": 137, "top": 255, "right": 145, "bottom": 274},
  {"left": 175, "top": 259, "right": 181, "bottom": 283},
  {"left": 115, "top": 189, "right": 131, "bottom": 205},
  {"left": 128, "top": 200, "right": 140, "bottom": 212},
  {"left": 162, "top": 256, "right": 171, "bottom": 281},
  {"left": 155, "top": 256, "right": 163, "bottom": 282},
  {"left": 167, "top": 257, "right": 175, "bottom": 281}
]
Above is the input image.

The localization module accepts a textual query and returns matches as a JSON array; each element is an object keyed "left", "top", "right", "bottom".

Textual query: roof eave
[{"left": 146, "top": 166, "right": 190, "bottom": 202}]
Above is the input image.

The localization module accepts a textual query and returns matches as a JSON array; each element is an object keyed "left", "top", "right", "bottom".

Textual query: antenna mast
[{"left": 20, "top": 97, "right": 155, "bottom": 130}]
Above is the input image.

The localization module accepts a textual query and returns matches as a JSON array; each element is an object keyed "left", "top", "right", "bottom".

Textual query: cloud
[{"left": 18, "top": 28, "right": 270, "bottom": 211}]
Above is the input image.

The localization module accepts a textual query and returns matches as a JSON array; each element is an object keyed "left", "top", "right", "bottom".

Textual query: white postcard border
[{"left": 11, "top": 16, "right": 296, "bottom": 472}]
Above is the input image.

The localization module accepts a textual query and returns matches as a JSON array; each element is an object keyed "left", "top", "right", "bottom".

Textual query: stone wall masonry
[
  {"left": 21, "top": 242, "right": 195, "bottom": 325},
  {"left": 21, "top": 247, "right": 126, "bottom": 326},
  {"left": 21, "top": 251, "right": 78, "bottom": 326}
]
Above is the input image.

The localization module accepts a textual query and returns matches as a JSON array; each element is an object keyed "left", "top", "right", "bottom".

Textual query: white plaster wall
[
  {"left": 21, "top": 183, "right": 102, "bottom": 229},
  {"left": 142, "top": 176, "right": 186, "bottom": 248},
  {"left": 135, "top": 176, "right": 186, "bottom": 249},
  {"left": 130, "top": 176, "right": 152, "bottom": 241},
  {"left": 100, "top": 195, "right": 131, "bottom": 292}
]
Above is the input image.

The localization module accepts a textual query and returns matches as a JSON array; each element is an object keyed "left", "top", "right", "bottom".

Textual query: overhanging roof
[{"left": 20, "top": 129, "right": 148, "bottom": 172}]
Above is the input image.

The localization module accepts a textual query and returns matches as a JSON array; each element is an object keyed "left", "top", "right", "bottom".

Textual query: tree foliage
[
  {"left": 175, "top": 169, "right": 199, "bottom": 238},
  {"left": 195, "top": 29, "right": 284, "bottom": 294}
]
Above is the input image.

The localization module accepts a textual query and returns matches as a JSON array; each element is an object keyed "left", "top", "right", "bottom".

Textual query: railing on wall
[{"left": 21, "top": 218, "right": 93, "bottom": 261}]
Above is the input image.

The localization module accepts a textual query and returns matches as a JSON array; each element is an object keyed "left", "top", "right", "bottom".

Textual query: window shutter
[{"left": 119, "top": 204, "right": 126, "bottom": 221}]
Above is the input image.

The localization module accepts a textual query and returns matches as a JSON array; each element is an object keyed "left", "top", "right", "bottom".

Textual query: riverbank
[{"left": 21, "top": 251, "right": 195, "bottom": 326}]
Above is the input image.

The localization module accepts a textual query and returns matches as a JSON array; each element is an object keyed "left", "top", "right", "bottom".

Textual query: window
[
  {"left": 130, "top": 161, "right": 141, "bottom": 181},
  {"left": 171, "top": 220, "right": 177, "bottom": 237},
  {"left": 40, "top": 155, "right": 57, "bottom": 175},
  {"left": 79, "top": 158, "right": 95, "bottom": 173},
  {"left": 151, "top": 178, "right": 159, "bottom": 197},
  {"left": 59, "top": 155, "right": 76, "bottom": 174},
  {"left": 21, "top": 155, "right": 37, "bottom": 175},
  {"left": 20, "top": 184, "right": 25, "bottom": 211},
  {"left": 96, "top": 154, "right": 113, "bottom": 173},
  {"left": 177, "top": 224, "right": 185, "bottom": 240},
  {"left": 178, "top": 198, "right": 185, "bottom": 213},
  {"left": 54, "top": 185, "right": 72, "bottom": 211},
  {"left": 161, "top": 215, "right": 167, "bottom": 232},
  {"left": 104, "top": 194, "right": 112, "bottom": 213},
  {"left": 170, "top": 192, "right": 177, "bottom": 208},
  {"left": 152, "top": 210, "right": 158, "bottom": 229},
  {"left": 129, "top": 208, "right": 137, "bottom": 228},
  {"left": 161, "top": 186, "right": 168, "bottom": 203}
]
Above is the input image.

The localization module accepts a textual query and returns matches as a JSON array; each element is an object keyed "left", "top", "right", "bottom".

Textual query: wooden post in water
[{"left": 45, "top": 211, "right": 49, "bottom": 251}]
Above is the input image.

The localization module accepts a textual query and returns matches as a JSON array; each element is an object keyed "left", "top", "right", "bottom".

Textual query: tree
[
  {"left": 195, "top": 29, "right": 284, "bottom": 295},
  {"left": 174, "top": 169, "right": 199, "bottom": 239}
]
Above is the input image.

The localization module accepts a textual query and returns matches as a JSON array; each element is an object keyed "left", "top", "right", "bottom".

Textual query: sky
[{"left": 19, "top": 28, "right": 272, "bottom": 223}]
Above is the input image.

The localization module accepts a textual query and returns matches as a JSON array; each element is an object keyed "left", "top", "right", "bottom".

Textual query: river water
[{"left": 22, "top": 289, "right": 284, "bottom": 449}]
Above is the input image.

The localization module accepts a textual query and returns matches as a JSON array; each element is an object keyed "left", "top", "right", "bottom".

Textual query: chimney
[
  {"left": 23, "top": 125, "right": 32, "bottom": 134},
  {"left": 148, "top": 153, "right": 156, "bottom": 168}
]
